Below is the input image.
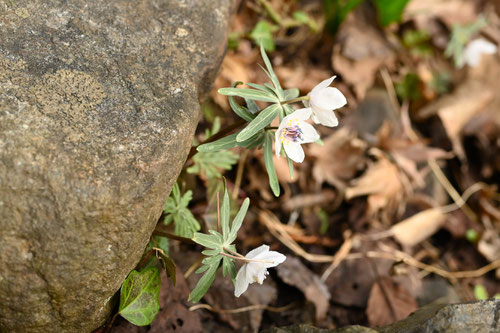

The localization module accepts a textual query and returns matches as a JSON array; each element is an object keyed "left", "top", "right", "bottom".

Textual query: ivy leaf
[
  {"left": 119, "top": 268, "right": 161, "bottom": 326},
  {"left": 163, "top": 183, "right": 200, "bottom": 238},
  {"left": 236, "top": 103, "right": 280, "bottom": 142},
  {"left": 156, "top": 251, "right": 176, "bottom": 287},
  {"left": 264, "top": 132, "right": 280, "bottom": 197}
]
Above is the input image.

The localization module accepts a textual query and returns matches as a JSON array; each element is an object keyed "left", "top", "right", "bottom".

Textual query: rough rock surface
[
  {"left": 262, "top": 299, "right": 500, "bottom": 333},
  {"left": 0, "top": 0, "right": 232, "bottom": 332}
]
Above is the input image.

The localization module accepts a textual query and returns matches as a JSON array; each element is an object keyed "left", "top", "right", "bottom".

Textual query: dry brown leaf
[
  {"left": 276, "top": 256, "right": 331, "bottom": 321},
  {"left": 332, "top": 12, "right": 395, "bottom": 99},
  {"left": 404, "top": 0, "right": 478, "bottom": 26},
  {"left": 366, "top": 276, "right": 418, "bottom": 327},
  {"left": 309, "top": 127, "right": 367, "bottom": 186},
  {"left": 391, "top": 207, "right": 448, "bottom": 247},
  {"left": 346, "top": 157, "right": 405, "bottom": 219}
]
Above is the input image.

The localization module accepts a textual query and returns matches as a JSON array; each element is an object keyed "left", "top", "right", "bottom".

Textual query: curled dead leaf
[{"left": 391, "top": 207, "right": 448, "bottom": 247}]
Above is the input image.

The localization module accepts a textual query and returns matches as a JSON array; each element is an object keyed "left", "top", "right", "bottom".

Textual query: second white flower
[{"left": 275, "top": 108, "right": 320, "bottom": 163}]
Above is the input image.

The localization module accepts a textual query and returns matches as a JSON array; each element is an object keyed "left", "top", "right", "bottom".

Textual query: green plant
[{"left": 163, "top": 183, "right": 200, "bottom": 238}]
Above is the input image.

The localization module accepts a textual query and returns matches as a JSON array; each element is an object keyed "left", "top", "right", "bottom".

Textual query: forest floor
[{"left": 110, "top": 0, "right": 500, "bottom": 331}]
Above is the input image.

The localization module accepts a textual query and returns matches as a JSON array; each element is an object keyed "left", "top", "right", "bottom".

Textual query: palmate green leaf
[
  {"left": 373, "top": 0, "right": 410, "bottom": 27},
  {"left": 163, "top": 184, "right": 201, "bottom": 238},
  {"left": 187, "top": 150, "right": 239, "bottom": 180},
  {"left": 218, "top": 87, "right": 278, "bottom": 103},
  {"left": 188, "top": 259, "right": 220, "bottom": 302},
  {"left": 222, "top": 255, "right": 237, "bottom": 282},
  {"left": 119, "top": 268, "right": 161, "bottom": 326},
  {"left": 236, "top": 103, "right": 280, "bottom": 142},
  {"left": 264, "top": 132, "right": 280, "bottom": 197}
]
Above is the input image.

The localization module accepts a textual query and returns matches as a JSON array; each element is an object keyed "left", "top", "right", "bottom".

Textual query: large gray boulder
[{"left": 0, "top": 0, "right": 232, "bottom": 331}]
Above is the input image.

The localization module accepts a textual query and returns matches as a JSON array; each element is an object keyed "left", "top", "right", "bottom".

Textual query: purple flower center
[{"left": 283, "top": 125, "right": 303, "bottom": 143}]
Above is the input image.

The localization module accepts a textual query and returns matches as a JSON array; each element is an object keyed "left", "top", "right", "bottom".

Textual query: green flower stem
[
  {"left": 281, "top": 96, "right": 310, "bottom": 105},
  {"left": 187, "top": 118, "right": 247, "bottom": 161},
  {"left": 220, "top": 250, "right": 274, "bottom": 264}
]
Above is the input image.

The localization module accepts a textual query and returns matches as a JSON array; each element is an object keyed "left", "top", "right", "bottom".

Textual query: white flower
[
  {"left": 275, "top": 108, "right": 320, "bottom": 163},
  {"left": 463, "top": 38, "right": 497, "bottom": 67},
  {"left": 234, "top": 245, "right": 286, "bottom": 297},
  {"left": 304, "top": 76, "right": 346, "bottom": 127}
]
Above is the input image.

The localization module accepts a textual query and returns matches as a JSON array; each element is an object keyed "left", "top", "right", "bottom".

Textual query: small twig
[
  {"left": 320, "top": 230, "right": 353, "bottom": 282},
  {"left": 184, "top": 254, "right": 204, "bottom": 279},
  {"left": 152, "top": 228, "right": 196, "bottom": 244},
  {"left": 189, "top": 301, "right": 296, "bottom": 314},
  {"left": 232, "top": 150, "right": 249, "bottom": 200}
]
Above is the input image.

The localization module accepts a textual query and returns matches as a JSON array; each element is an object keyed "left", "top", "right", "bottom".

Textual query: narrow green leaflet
[
  {"left": 229, "top": 82, "right": 255, "bottom": 122},
  {"left": 222, "top": 255, "right": 237, "bottom": 282},
  {"left": 260, "top": 44, "right": 283, "bottom": 99},
  {"left": 245, "top": 99, "right": 260, "bottom": 114},
  {"left": 163, "top": 184, "right": 200, "bottom": 238},
  {"left": 287, "top": 156, "right": 294, "bottom": 180},
  {"left": 283, "top": 88, "right": 300, "bottom": 101},
  {"left": 119, "top": 268, "right": 161, "bottom": 326},
  {"left": 264, "top": 132, "right": 280, "bottom": 197},
  {"left": 226, "top": 197, "right": 250, "bottom": 244},
  {"left": 246, "top": 82, "right": 277, "bottom": 96},
  {"left": 192, "top": 232, "right": 223, "bottom": 250},
  {"left": 188, "top": 259, "right": 220, "bottom": 302},
  {"left": 220, "top": 183, "right": 230, "bottom": 238},
  {"left": 236, "top": 103, "right": 280, "bottom": 142},
  {"left": 218, "top": 87, "right": 278, "bottom": 103},
  {"left": 197, "top": 133, "right": 239, "bottom": 152}
]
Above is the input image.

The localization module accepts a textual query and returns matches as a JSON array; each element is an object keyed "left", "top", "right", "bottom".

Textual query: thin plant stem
[
  {"left": 223, "top": 246, "right": 245, "bottom": 258},
  {"left": 281, "top": 96, "right": 310, "bottom": 105},
  {"left": 220, "top": 251, "right": 273, "bottom": 264}
]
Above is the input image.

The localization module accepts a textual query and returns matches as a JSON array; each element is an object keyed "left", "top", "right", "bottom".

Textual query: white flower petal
[
  {"left": 311, "top": 108, "right": 339, "bottom": 127},
  {"left": 245, "top": 244, "right": 269, "bottom": 259},
  {"left": 255, "top": 251, "right": 287, "bottom": 268},
  {"left": 311, "top": 76, "right": 336, "bottom": 93},
  {"left": 310, "top": 87, "right": 347, "bottom": 111},
  {"left": 284, "top": 142, "right": 305, "bottom": 163},
  {"left": 291, "top": 107, "right": 312, "bottom": 121},
  {"left": 234, "top": 264, "right": 250, "bottom": 297},
  {"left": 298, "top": 122, "right": 320, "bottom": 143},
  {"left": 464, "top": 38, "right": 498, "bottom": 67}
]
